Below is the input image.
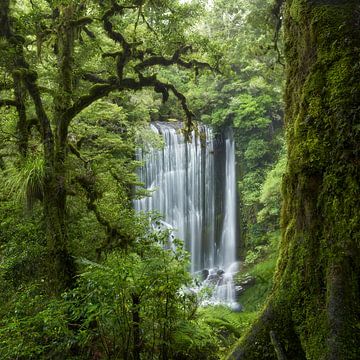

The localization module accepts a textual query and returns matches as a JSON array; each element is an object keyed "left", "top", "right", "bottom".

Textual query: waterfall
[
  {"left": 134, "top": 122, "right": 239, "bottom": 306},
  {"left": 221, "top": 129, "right": 237, "bottom": 268}
]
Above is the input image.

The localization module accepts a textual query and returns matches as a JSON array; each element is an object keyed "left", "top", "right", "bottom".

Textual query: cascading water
[{"left": 134, "top": 122, "right": 239, "bottom": 308}]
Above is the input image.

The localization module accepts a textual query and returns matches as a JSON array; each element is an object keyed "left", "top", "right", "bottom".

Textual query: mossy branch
[
  {"left": 76, "top": 173, "right": 127, "bottom": 251},
  {"left": 102, "top": 51, "right": 123, "bottom": 58},
  {"left": 68, "top": 73, "right": 194, "bottom": 131},
  {"left": 68, "top": 143, "right": 88, "bottom": 164},
  {"left": 1, "top": 0, "right": 54, "bottom": 163},
  {"left": 0, "top": 99, "right": 18, "bottom": 107},
  {"left": 82, "top": 73, "right": 113, "bottom": 84},
  {"left": 69, "top": 17, "right": 92, "bottom": 27},
  {"left": 134, "top": 48, "right": 214, "bottom": 73},
  {"left": 102, "top": 5, "right": 134, "bottom": 52},
  {"left": 63, "top": 83, "right": 117, "bottom": 123},
  {"left": 82, "top": 26, "right": 95, "bottom": 39},
  {"left": 23, "top": 71, "right": 55, "bottom": 168}
]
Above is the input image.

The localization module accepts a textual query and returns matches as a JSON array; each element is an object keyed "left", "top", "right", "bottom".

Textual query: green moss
[
  {"left": 228, "top": 1, "right": 360, "bottom": 359},
  {"left": 289, "top": 0, "right": 308, "bottom": 23},
  {"left": 237, "top": 254, "right": 277, "bottom": 313}
]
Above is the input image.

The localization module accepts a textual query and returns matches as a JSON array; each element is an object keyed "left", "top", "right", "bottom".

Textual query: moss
[
  {"left": 288, "top": 0, "right": 308, "bottom": 23},
  {"left": 228, "top": 1, "right": 360, "bottom": 359}
]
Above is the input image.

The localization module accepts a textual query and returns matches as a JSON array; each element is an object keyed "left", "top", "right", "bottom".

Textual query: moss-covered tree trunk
[
  {"left": 228, "top": 1, "right": 360, "bottom": 359},
  {"left": 1, "top": 0, "right": 75, "bottom": 294},
  {"left": 44, "top": 5, "right": 78, "bottom": 294}
]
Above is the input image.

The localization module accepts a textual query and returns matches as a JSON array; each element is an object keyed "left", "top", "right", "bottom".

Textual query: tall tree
[
  {"left": 228, "top": 1, "right": 360, "bottom": 359},
  {"left": 0, "top": 0, "right": 209, "bottom": 295}
]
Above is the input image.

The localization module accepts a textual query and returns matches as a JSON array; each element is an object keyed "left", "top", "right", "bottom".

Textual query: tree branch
[
  {"left": 76, "top": 172, "right": 127, "bottom": 250},
  {"left": 83, "top": 26, "right": 95, "bottom": 39},
  {"left": 134, "top": 46, "right": 214, "bottom": 73},
  {"left": 1, "top": 0, "right": 54, "bottom": 162},
  {"left": 68, "top": 143, "right": 89, "bottom": 164},
  {"left": 63, "top": 83, "right": 117, "bottom": 123},
  {"left": 23, "top": 71, "right": 54, "bottom": 163},
  {"left": 0, "top": 99, "right": 18, "bottom": 107},
  {"left": 82, "top": 73, "right": 113, "bottom": 84},
  {"left": 67, "top": 72, "right": 194, "bottom": 132},
  {"left": 102, "top": 5, "right": 133, "bottom": 52},
  {"left": 140, "top": 12, "right": 158, "bottom": 37},
  {"left": 135, "top": 55, "right": 213, "bottom": 72},
  {"left": 69, "top": 17, "right": 93, "bottom": 27}
]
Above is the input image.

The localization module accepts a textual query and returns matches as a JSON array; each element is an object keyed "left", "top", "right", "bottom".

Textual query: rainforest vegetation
[{"left": 0, "top": 0, "right": 359, "bottom": 359}]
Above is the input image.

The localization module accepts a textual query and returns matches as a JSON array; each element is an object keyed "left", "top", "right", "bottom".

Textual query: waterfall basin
[{"left": 193, "top": 261, "right": 242, "bottom": 311}]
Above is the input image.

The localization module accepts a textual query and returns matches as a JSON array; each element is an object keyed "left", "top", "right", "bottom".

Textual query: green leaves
[
  {"left": 69, "top": 229, "right": 197, "bottom": 359},
  {"left": 258, "top": 152, "right": 286, "bottom": 223}
]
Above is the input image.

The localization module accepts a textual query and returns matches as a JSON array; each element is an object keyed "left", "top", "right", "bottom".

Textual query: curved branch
[
  {"left": 140, "top": 12, "right": 158, "bottom": 37},
  {"left": 83, "top": 26, "right": 95, "bottom": 39},
  {"left": 23, "top": 71, "right": 54, "bottom": 163},
  {"left": 102, "top": 5, "right": 133, "bottom": 52},
  {"left": 63, "top": 83, "right": 117, "bottom": 122},
  {"left": 66, "top": 73, "right": 194, "bottom": 132},
  {"left": 76, "top": 173, "right": 127, "bottom": 250}
]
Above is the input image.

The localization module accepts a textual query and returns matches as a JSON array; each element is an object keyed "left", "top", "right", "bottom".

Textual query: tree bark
[
  {"left": 131, "top": 293, "right": 142, "bottom": 360},
  {"left": 1, "top": 0, "right": 75, "bottom": 294},
  {"left": 25, "top": 70, "right": 75, "bottom": 294},
  {"left": 228, "top": 1, "right": 360, "bottom": 359},
  {"left": 45, "top": 4, "right": 79, "bottom": 294}
]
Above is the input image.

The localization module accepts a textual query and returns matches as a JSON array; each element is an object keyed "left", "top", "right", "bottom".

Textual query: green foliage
[
  {"left": 160, "top": 0, "right": 285, "bottom": 254},
  {"left": 0, "top": 199, "right": 46, "bottom": 291},
  {"left": 171, "top": 319, "right": 219, "bottom": 360},
  {"left": 0, "top": 0, "right": 288, "bottom": 358},
  {"left": 238, "top": 248, "right": 278, "bottom": 313},
  {"left": 257, "top": 151, "right": 286, "bottom": 226},
  {"left": 3, "top": 154, "right": 44, "bottom": 210},
  {"left": 70, "top": 232, "right": 193, "bottom": 359},
  {"left": 198, "top": 306, "right": 257, "bottom": 353},
  {"left": 0, "top": 286, "right": 73, "bottom": 360},
  {"left": 0, "top": 223, "right": 223, "bottom": 360}
]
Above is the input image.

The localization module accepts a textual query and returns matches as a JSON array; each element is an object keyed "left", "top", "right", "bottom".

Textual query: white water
[
  {"left": 221, "top": 130, "right": 237, "bottom": 268},
  {"left": 134, "top": 122, "right": 239, "bottom": 306}
]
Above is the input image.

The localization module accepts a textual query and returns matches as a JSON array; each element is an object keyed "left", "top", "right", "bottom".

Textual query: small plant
[{"left": 5, "top": 155, "right": 44, "bottom": 210}]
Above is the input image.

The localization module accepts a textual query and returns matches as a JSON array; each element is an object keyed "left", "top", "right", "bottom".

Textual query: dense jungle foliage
[{"left": 3, "top": 0, "right": 358, "bottom": 359}]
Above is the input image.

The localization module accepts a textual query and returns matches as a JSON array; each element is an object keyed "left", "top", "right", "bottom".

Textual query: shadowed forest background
[{"left": 0, "top": 0, "right": 359, "bottom": 359}]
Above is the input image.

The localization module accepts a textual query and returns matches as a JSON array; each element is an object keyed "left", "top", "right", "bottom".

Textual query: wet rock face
[
  {"left": 217, "top": 269, "right": 225, "bottom": 277},
  {"left": 201, "top": 269, "right": 209, "bottom": 281},
  {"left": 235, "top": 275, "right": 256, "bottom": 299}
]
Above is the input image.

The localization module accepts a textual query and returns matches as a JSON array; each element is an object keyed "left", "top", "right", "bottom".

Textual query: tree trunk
[
  {"left": 228, "top": 1, "right": 360, "bottom": 359},
  {"left": 44, "top": 5, "right": 78, "bottom": 294},
  {"left": 131, "top": 293, "right": 142, "bottom": 360},
  {"left": 25, "top": 73, "right": 75, "bottom": 294},
  {"left": 1, "top": 0, "right": 75, "bottom": 295}
]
